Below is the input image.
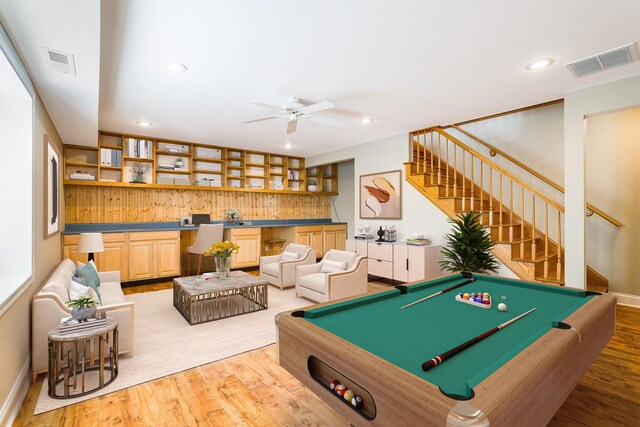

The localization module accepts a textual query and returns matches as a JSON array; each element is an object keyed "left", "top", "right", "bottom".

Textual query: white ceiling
[
  {"left": 2, "top": 0, "right": 640, "bottom": 156},
  {"left": 0, "top": 0, "right": 100, "bottom": 146}
]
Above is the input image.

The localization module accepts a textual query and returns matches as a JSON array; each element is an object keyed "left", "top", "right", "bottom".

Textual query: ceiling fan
[{"left": 242, "top": 97, "right": 344, "bottom": 134}]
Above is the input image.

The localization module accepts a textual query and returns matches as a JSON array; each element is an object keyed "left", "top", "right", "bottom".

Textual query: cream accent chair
[
  {"left": 32, "top": 259, "right": 134, "bottom": 381},
  {"left": 260, "top": 243, "right": 316, "bottom": 289},
  {"left": 295, "top": 250, "right": 368, "bottom": 303},
  {"left": 187, "top": 223, "right": 224, "bottom": 275}
]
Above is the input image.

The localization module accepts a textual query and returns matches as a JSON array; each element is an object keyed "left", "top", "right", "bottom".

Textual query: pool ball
[
  {"left": 351, "top": 395, "right": 363, "bottom": 408},
  {"left": 330, "top": 380, "right": 340, "bottom": 390},
  {"left": 483, "top": 292, "right": 490, "bottom": 297},
  {"left": 498, "top": 303, "right": 507, "bottom": 312},
  {"left": 463, "top": 293, "right": 470, "bottom": 300},
  {"left": 343, "top": 389, "right": 355, "bottom": 401},
  {"left": 335, "top": 384, "right": 347, "bottom": 397},
  {"left": 475, "top": 297, "right": 483, "bottom": 303}
]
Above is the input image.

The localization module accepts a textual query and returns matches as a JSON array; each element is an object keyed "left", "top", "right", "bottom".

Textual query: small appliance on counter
[{"left": 180, "top": 216, "right": 193, "bottom": 227}]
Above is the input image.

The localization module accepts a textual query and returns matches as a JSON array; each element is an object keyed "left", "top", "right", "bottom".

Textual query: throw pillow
[
  {"left": 320, "top": 259, "right": 348, "bottom": 274},
  {"left": 76, "top": 259, "right": 101, "bottom": 287},
  {"left": 281, "top": 251, "right": 301, "bottom": 261},
  {"left": 69, "top": 278, "right": 99, "bottom": 303},
  {"left": 72, "top": 275, "right": 102, "bottom": 304}
]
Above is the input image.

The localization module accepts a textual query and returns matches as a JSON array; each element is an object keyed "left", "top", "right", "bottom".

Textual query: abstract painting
[
  {"left": 45, "top": 135, "right": 60, "bottom": 237},
  {"left": 360, "top": 170, "right": 402, "bottom": 219}
]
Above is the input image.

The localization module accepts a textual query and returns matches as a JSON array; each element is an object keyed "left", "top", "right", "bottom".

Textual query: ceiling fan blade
[
  {"left": 299, "top": 101, "right": 335, "bottom": 114},
  {"left": 307, "top": 115, "right": 344, "bottom": 128},
  {"left": 242, "top": 116, "right": 281, "bottom": 124},
  {"left": 252, "top": 102, "right": 285, "bottom": 113},
  {"left": 286, "top": 118, "right": 298, "bottom": 134}
]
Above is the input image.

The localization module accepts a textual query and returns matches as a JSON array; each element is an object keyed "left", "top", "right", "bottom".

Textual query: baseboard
[
  {"left": 0, "top": 355, "right": 31, "bottom": 427},
  {"left": 611, "top": 292, "right": 640, "bottom": 308}
]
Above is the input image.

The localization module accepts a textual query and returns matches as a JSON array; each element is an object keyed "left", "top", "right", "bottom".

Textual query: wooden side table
[{"left": 47, "top": 318, "right": 118, "bottom": 399}]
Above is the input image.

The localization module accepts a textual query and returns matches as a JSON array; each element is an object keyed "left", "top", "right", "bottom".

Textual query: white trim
[
  {"left": 611, "top": 292, "right": 640, "bottom": 308},
  {"left": 0, "top": 355, "right": 31, "bottom": 427}
]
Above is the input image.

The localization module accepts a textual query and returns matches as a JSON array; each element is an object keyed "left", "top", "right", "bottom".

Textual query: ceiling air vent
[
  {"left": 41, "top": 47, "right": 76, "bottom": 76},
  {"left": 566, "top": 42, "right": 639, "bottom": 78}
]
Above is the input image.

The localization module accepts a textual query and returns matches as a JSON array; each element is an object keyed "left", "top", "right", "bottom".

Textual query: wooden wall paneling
[{"left": 65, "top": 186, "right": 331, "bottom": 223}]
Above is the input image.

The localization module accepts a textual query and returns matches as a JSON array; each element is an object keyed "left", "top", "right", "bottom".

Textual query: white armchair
[
  {"left": 295, "top": 250, "right": 368, "bottom": 303},
  {"left": 260, "top": 243, "right": 316, "bottom": 289}
]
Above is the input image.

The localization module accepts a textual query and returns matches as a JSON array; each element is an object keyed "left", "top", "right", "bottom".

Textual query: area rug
[{"left": 34, "top": 287, "right": 311, "bottom": 414}]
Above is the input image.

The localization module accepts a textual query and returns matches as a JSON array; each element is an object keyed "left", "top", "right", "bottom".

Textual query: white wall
[
  {"left": 329, "top": 160, "right": 355, "bottom": 238},
  {"left": 586, "top": 108, "right": 640, "bottom": 296},
  {"left": 308, "top": 134, "right": 516, "bottom": 278},
  {"left": 564, "top": 75, "right": 640, "bottom": 289}
]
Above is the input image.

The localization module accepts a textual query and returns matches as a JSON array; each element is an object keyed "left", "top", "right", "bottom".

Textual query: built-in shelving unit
[{"left": 63, "top": 131, "right": 338, "bottom": 195}]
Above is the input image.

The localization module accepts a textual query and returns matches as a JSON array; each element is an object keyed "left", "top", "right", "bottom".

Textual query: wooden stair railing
[
  {"left": 446, "top": 124, "right": 623, "bottom": 228},
  {"left": 406, "top": 126, "right": 608, "bottom": 290}
]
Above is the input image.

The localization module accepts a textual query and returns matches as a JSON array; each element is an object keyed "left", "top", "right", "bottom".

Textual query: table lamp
[{"left": 78, "top": 232, "right": 105, "bottom": 262}]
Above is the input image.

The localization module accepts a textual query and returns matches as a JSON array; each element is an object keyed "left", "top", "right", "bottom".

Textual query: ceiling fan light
[
  {"left": 359, "top": 117, "right": 374, "bottom": 124},
  {"left": 136, "top": 120, "right": 152, "bottom": 127},
  {"left": 167, "top": 62, "right": 187, "bottom": 72}
]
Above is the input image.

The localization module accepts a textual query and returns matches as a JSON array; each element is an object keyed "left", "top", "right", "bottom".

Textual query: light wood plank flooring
[{"left": 14, "top": 279, "right": 640, "bottom": 426}]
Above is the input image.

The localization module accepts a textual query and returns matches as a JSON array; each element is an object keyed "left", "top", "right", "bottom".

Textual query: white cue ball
[{"left": 498, "top": 303, "right": 507, "bottom": 312}]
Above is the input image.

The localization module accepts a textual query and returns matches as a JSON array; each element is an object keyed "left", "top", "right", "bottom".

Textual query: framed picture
[
  {"left": 360, "top": 169, "right": 402, "bottom": 219},
  {"left": 45, "top": 135, "right": 60, "bottom": 238}
]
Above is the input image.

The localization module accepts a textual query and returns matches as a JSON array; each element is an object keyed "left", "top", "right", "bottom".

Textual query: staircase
[{"left": 405, "top": 126, "right": 609, "bottom": 292}]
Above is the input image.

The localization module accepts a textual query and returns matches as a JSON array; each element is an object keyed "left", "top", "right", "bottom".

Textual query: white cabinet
[
  {"left": 345, "top": 239, "right": 369, "bottom": 257},
  {"left": 393, "top": 244, "right": 443, "bottom": 283},
  {"left": 367, "top": 242, "right": 395, "bottom": 280}
]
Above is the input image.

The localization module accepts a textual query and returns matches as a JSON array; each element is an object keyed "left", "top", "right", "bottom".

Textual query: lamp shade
[{"left": 77, "top": 233, "right": 105, "bottom": 254}]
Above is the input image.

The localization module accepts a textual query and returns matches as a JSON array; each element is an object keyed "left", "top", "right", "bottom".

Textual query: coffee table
[{"left": 173, "top": 271, "right": 268, "bottom": 325}]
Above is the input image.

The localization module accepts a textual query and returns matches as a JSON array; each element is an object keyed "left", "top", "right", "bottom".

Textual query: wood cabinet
[
  {"left": 393, "top": 244, "right": 443, "bottom": 283},
  {"left": 296, "top": 226, "right": 324, "bottom": 258},
  {"left": 225, "top": 227, "right": 261, "bottom": 269},
  {"left": 322, "top": 224, "right": 346, "bottom": 254},
  {"left": 63, "top": 231, "right": 179, "bottom": 282},
  {"left": 63, "top": 233, "right": 129, "bottom": 281}
]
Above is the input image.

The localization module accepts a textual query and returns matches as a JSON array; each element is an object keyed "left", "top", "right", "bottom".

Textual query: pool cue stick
[
  {"left": 400, "top": 278, "right": 476, "bottom": 310},
  {"left": 421, "top": 308, "right": 537, "bottom": 371}
]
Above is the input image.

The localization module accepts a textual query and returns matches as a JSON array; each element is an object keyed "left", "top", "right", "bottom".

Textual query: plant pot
[
  {"left": 214, "top": 255, "right": 231, "bottom": 279},
  {"left": 71, "top": 305, "right": 97, "bottom": 321},
  {"left": 307, "top": 185, "right": 317, "bottom": 192},
  {"left": 134, "top": 174, "right": 145, "bottom": 183},
  {"left": 461, "top": 271, "right": 473, "bottom": 279}
]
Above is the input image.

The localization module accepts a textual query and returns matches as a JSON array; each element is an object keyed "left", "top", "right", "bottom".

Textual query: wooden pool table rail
[{"left": 275, "top": 287, "right": 616, "bottom": 426}]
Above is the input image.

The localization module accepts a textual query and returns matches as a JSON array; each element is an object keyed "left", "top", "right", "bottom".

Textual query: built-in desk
[{"left": 64, "top": 220, "right": 347, "bottom": 281}]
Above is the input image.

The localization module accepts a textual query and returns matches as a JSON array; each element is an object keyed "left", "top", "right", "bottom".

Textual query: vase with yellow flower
[{"left": 206, "top": 240, "right": 239, "bottom": 278}]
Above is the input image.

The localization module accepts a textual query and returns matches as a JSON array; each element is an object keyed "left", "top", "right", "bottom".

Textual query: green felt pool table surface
[{"left": 303, "top": 274, "right": 596, "bottom": 398}]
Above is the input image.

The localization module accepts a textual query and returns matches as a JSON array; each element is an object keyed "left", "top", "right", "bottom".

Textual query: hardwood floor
[{"left": 14, "top": 280, "right": 640, "bottom": 426}]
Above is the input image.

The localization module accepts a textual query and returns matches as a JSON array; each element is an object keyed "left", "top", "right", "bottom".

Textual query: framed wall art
[
  {"left": 360, "top": 169, "right": 402, "bottom": 219},
  {"left": 45, "top": 135, "right": 60, "bottom": 237}
]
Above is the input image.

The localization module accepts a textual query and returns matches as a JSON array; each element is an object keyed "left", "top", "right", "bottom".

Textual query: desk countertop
[{"left": 63, "top": 219, "right": 346, "bottom": 235}]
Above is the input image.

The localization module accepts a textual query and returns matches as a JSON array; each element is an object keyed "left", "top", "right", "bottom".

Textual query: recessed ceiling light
[
  {"left": 136, "top": 121, "right": 152, "bottom": 127},
  {"left": 359, "top": 117, "right": 374, "bottom": 124},
  {"left": 167, "top": 62, "right": 187, "bottom": 72},
  {"left": 525, "top": 58, "right": 554, "bottom": 70},
  {"left": 282, "top": 143, "right": 293, "bottom": 149}
]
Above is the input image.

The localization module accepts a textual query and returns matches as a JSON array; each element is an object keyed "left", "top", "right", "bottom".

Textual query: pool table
[{"left": 275, "top": 273, "right": 616, "bottom": 426}]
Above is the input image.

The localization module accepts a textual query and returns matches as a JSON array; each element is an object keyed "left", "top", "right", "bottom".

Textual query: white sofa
[
  {"left": 259, "top": 244, "right": 316, "bottom": 289},
  {"left": 32, "top": 259, "right": 134, "bottom": 380},
  {"left": 295, "top": 250, "right": 368, "bottom": 303}
]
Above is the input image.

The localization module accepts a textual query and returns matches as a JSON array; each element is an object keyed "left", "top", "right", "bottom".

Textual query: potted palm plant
[{"left": 440, "top": 211, "right": 499, "bottom": 275}]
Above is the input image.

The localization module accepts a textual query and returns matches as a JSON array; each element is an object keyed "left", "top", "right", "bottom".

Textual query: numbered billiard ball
[
  {"left": 335, "top": 384, "right": 347, "bottom": 397},
  {"left": 498, "top": 303, "right": 507, "bottom": 312},
  {"left": 463, "top": 293, "right": 471, "bottom": 300},
  {"left": 351, "top": 395, "right": 363, "bottom": 408},
  {"left": 343, "top": 389, "right": 355, "bottom": 401},
  {"left": 330, "top": 380, "right": 340, "bottom": 390}
]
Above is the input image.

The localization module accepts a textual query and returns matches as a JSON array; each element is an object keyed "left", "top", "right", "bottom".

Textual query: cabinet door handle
[
  {"left": 377, "top": 259, "right": 382, "bottom": 262},
  {"left": 406, "top": 259, "right": 409, "bottom": 270},
  {"left": 376, "top": 243, "right": 382, "bottom": 245}
]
